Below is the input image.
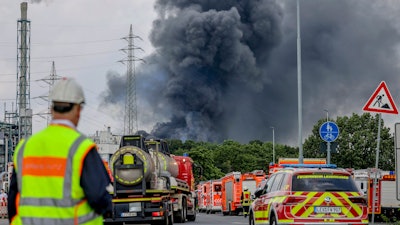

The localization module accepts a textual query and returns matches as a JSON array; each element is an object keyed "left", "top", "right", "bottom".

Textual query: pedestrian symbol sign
[
  {"left": 363, "top": 81, "right": 398, "bottom": 114},
  {"left": 320, "top": 121, "right": 339, "bottom": 142}
]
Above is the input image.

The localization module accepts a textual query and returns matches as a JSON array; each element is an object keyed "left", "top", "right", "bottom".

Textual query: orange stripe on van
[{"left": 22, "top": 157, "right": 67, "bottom": 177}]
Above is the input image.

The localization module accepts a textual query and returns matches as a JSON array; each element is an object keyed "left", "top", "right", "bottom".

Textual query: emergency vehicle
[
  {"left": 196, "top": 181, "right": 207, "bottom": 213},
  {"left": 250, "top": 165, "right": 369, "bottom": 225},
  {"left": 241, "top": 170, "right": 266, "bottom": 198},
  {"left": 205, "top": 179, "right": 222, "bottom": 214},
  {"left": 221, "top": 171, "right": 243, "bottom": 215},
  {"left": 353, "top": 169, "right": 400, "bottom": 221},
  {"left": 221, "top": 170, "right": 266, "bottom": 216},
  {"left": 104, "top": 136, "right": 197, "bottom": 224}
]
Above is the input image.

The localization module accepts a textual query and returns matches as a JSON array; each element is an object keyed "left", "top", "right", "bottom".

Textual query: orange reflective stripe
[{"left": 22, "top": 157, "right": 67, "bottom": 177}]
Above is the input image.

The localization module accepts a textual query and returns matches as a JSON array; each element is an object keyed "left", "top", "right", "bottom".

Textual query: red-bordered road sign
[{"left": 363, "top": 81, "right": 398, "bottom": 114}]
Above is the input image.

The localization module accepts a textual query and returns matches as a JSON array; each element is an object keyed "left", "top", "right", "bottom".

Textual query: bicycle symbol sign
[{"left": 319, "top": 121, "right": 339, "bottom": 142}]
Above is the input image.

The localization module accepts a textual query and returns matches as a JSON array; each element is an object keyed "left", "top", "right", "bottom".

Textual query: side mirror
[{"left": 254, "top": 189, "right": 263, "bottom": 198}]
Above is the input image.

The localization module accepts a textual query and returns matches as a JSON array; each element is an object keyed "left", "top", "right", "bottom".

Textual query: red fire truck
[
  {"left": 241, "top": 170, "right": 266, "bottom": 197},
  {"left": 205, "top": 179, "right": 222, "bottom": 214},
  {"left": 196, "top": 181, "right": 207, "bottom": 213},
  {"left": 221, "top": 170, "right": 266, "bottom": 216},
  {"left": 221, "top": 171, "right": 242, "bottom": 215}
]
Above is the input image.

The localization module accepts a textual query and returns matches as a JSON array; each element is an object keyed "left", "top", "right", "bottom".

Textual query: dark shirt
[{"left": 8, "top": 147, "right": 112, "bottom": 222}]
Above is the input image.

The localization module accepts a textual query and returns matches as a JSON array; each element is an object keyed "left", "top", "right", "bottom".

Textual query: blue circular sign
[{"left": 319, "top": 121, "right": 339, "bottom": 142}]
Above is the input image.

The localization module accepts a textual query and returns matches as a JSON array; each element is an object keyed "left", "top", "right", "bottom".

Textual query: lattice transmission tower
[
  {"left": 16, "top": 2, "right": 32, "bottom": 139},
  {"left": 120, "top": 25, "right": 144, "bottom": 135},
  {"left": 36, "top": 61, "right": 61, "bottom": 125}
]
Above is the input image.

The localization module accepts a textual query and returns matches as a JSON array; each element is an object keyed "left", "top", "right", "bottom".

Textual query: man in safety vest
[
  {"left": 8, "top": 77, "right": 112, "bottom": 224},
  {"left": 241, "top": 186, "right": 251, "bottom": 218}
]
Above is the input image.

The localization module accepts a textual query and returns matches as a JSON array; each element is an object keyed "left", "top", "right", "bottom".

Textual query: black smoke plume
[{"left": 101, "top": 0, "right": 400, "bottom": 144}]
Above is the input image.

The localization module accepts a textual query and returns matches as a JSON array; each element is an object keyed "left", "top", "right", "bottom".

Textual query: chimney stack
[{"left": 21, "top": 2, "right": 27, "bottom": 20}]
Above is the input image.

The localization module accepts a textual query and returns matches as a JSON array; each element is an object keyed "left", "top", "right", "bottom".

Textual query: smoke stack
[{"left": 21, "top": 2, "right": 27, "bottom": 20}]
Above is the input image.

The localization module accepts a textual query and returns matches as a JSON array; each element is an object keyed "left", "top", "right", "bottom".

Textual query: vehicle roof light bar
[{"left": 279, "top": 164, "right": 337, "bottom": 168}]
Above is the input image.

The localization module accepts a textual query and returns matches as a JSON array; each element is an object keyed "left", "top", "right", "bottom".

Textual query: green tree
[{"left": 304, "top": 113, "right": 394, "bottom": 170}]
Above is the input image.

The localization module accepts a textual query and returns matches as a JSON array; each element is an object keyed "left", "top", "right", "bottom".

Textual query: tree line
[{"left": 167, "top": 113, "right": 394, "bottom": 182}]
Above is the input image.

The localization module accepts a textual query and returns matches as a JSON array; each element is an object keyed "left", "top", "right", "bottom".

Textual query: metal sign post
[
  {"left": 395, "top": 123, "right": 400, "bottom": 201},
  {"left": 363, "top": 81, "right": 398, "bottom": 225},
  {"left": 370, "top": 113, "right": 382, "bottom": 225}
]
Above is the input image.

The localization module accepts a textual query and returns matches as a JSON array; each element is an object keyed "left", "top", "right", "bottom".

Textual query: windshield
[{"left": 291, "top": 174, "right": 359, "bottom": 192}]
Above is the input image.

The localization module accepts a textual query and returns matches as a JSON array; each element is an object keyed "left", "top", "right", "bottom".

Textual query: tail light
[
  {"left": 152, "top": 211, "right": 164, "bottom": 217},
  {"left": 283, "top": 196, "right": 306, "bottom": 205},
  {"left": 349, "top": 196, "right": 367, "bottom": 205}
]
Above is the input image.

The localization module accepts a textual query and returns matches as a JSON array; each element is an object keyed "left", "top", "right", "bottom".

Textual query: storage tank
[
  {"left": 109, "top": 146, "right": 155, "bottom": 186},
  {"left": 154, "top": 151, "right": 179, "bottom": 178}
]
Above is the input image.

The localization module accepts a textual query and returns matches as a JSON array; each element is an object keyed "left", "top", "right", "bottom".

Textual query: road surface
[{"left": 0, "top": 213, "right": 389, "bottom": 224}]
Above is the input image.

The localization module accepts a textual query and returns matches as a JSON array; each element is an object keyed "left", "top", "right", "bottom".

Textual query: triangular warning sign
[{"left": 363, "top": 81, "right": 398, "bottom": 114}]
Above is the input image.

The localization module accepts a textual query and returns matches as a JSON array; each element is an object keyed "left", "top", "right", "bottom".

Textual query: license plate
[
  {"left": 314, "top": 207, "right": 341, "bottom": 214},
  {"left": 121, "top": 212, "right": 137, "bottom": 217}
]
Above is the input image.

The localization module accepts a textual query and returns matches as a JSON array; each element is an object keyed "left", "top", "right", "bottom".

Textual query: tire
[
  {"left": 182, "top": 201, "right": 187, "bottom": 222},
  {"left": 270, "top": 214, "right": 277, "bottom": 225},
  {"left": 174, "top": 198, "right": 187, "bottom": 223},
  {"left": 153, "top": 202, "right": 173, "bottom": 225},
  {"left": 152, "top": 219, "right": 166, "bottom": 225},
  {"left": 187, "top": 212, "right": 196, "bottom": 222}
]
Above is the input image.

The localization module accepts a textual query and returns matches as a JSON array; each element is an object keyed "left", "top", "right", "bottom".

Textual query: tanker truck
[{"left": 103, "top": 135, "right": 197, "bottom": 225}]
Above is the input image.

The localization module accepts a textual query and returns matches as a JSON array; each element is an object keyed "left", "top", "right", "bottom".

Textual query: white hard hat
[
  {"left": 50, "top": 77, "right": 85, "bottom": 104},
  {"left": 244, "top": 186, "right": 248, "bottom": 191}
]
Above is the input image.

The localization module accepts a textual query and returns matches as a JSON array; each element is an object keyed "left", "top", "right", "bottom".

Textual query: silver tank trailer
[
  {"left": 153, "top": 151, "right": 179, "bottom": 178},
  {"left": 110, "top": 145, "right": 180, "bottom": 186},
  {"left": 110, "top": 146, "right": 155, "bottom": 186}
]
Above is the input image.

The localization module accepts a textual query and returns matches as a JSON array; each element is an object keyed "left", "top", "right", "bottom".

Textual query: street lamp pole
[
  {"left": 297, "top": 0, "right": 304, "bottom": 164},
  {"left": 324, "top": 109, "right": 329, "bottom": 122},
  {"left": 271, "top": 127, "right": 275, "bottom": 164}
]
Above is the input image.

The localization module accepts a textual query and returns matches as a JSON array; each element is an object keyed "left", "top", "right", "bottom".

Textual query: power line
[
  {"left": 0, "top": 62, "right": 118, "bottom": 76},
  {"left": 31, "top": 38, "right": 120, "bottom": 46},
  {"left": 0, "top": 38, "right": 121, "bottom": 47},
  {"left": 0, "top": 49, "right": 118, "bottom": 61}
]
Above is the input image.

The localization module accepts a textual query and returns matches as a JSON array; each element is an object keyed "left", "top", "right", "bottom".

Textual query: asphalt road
[{"left": 0, "top": 214, "right": 391, "bottom": 225}]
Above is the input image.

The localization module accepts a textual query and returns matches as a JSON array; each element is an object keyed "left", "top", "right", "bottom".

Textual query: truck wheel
[
  {"left": 153, "top": 202, "right": 173, "bottom": 225},
  {"left": 174, "top": 199, "right": 187, "bottom": 223},
  {"left": 187, "top": 212, "right": 196, "bottom": 221},
  {"left": 153, "top": 211, "right": 173, "bottom": 225},
  {"left": 181, "top": 199, "right": 187, "bottom": 223}
]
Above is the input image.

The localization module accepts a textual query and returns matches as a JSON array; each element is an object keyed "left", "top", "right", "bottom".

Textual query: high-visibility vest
[
  {"left": 242, "top": 191, "right": 251, "bottom": 206},
  {"left": 11, "top": 124, "right": 103, "bottom": 225}
]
